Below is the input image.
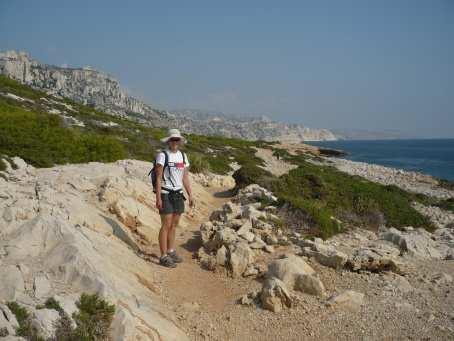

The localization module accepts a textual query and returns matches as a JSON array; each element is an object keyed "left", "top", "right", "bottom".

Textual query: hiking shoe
[
  {"left": 168, "top": 250, "right": 183, "bottom": 263},
  {"left": 159, "top": 255, "right": 177, "bottom": 268}
]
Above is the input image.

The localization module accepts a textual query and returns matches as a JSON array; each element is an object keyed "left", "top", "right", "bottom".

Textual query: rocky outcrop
[
  {"left": 0, "top": 50, "right": 163, "bottom": 123},
  {"left": 0, "top": 156, "right": 226, "bottom": 340},
  {"left": 196, "top": 184, "right": 287, "bottom": 277},
  {"left": 0, "top": 50, "right": 337, "bottom": 142}
]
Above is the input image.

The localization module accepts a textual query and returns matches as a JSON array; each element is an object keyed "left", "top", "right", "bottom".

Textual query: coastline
[{"left": 305, "top": 138, "right": 454, "bottom": 181}]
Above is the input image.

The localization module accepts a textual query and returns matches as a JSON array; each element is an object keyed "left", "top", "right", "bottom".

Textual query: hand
[
  {"left": 188, "top": 195, "right": 195, "bottom": 208},
  {"left": 156, "top": 196, "right": 163, "bottom": 210}
]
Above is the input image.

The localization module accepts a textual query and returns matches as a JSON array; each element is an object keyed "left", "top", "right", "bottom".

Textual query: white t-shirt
[{"left": 155, "top": 150, "right": 189, "bottom": 193}]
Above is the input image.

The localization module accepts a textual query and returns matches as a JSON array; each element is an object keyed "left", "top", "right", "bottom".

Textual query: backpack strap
[
  {"left": 181, "top": 151, "right": 187, "bottom": 165},
  {"left": 162, "top": 150, "right": 176, "bottom": 187},
  {"left": 163, "top": 151, "right": 169, "bottom": 169}
]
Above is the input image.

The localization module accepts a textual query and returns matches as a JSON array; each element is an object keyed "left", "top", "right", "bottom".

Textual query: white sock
[{"left": 168, "top": 249, "right": 175, "bottom": 253}]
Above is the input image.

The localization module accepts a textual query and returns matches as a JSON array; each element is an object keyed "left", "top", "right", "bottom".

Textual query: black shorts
[{"left": 159, "top": 192, "right": 185, "bottom": 215}]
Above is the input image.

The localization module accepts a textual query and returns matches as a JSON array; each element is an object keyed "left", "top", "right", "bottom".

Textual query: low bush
[
  {"left": 232, "top": 164, "right": 273, "bottom": 189},
  {"left": 6, "top": 301, "right": 44, "bottom": 341},
  {"left": 72, "top": 293, "right": 115, "bottom": 341},
  {"left": 36, "top": 297, "right": 64, "bottom": 314},
  {"left": 188, "top": 152, "right": 211, "bottom": 174},
  {"left": 0, "top": 99, "right": 127, "bottom": 167},
  {"left": 233, "top": 155, "right": 434, "bottom": 239},
  {"left": 52, "top": 293, "right": 116, "bottom": 341},
  {"left": 436, "top": 198, "right": 454, "bottom": 213}
]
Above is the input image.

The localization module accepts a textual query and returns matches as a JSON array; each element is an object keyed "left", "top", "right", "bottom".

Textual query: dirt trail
[
  {"left": 149, "top": 188, "right": 262, "bottom": 339},
  {"left": 158, "top": 189, "right": 236, "bottom": 311}
]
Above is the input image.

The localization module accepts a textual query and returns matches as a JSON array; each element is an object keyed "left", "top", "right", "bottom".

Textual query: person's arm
[
  {"left": 155, "top": 164, "right": 163, "bottom": 210},
  {"left": 183, "top": 168, "right": 194, "bottom": 208}
]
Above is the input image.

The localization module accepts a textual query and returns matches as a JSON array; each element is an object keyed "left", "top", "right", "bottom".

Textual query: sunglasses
[{"left": 169, "top": 138, "right": 181, "bottom": 142}]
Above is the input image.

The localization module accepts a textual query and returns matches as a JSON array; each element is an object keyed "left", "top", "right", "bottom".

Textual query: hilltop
[{"left": 0, "top": 50, "right": 336, "bottom": 143}]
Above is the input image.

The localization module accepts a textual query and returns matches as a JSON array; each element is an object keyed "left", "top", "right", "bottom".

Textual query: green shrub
[
  {"left": 232, "top": 164, "right": 273, "bottom": 189},
  {"left": 6, "top": 301, "right": 44, "bottom": 341},
  {"left": 188, "top": 152, "right": 211, "bottom": 173},
  {"left": 0, "top": 100, "right": 126, "bottom": 167},
  {"left": 43, "top": 297, "right": 64, "bottom": 314},
  {"left": 0, "top": 75, "right": 47, "bottom": 100},
  {"left": 72, "top": 293, "right": 115, "bottom": 341},
  {"left": 436, "top": 198, "right": 454, "bottom": 213}
]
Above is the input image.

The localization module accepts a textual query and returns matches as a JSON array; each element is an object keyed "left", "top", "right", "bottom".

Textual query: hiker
[{"left": 154, "top": 129, "right": 194, "bottom": 268}]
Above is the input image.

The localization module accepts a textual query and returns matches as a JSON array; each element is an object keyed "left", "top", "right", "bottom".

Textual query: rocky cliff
[
  {"left": 0, "top": 50, "right": 164, "bottom": 123},
  {"left": 0, "top": 50, "right": 336, "bottom": 142}
]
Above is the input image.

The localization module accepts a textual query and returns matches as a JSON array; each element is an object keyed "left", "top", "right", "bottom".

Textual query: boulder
[
  {"left": 216, "top": 245, "right": 228, "bottom": 266},
  {"left": 31, "top": 308, "right": 60, "bottom": 339},
  {"left": 265, "top": 234, "right": 279, "bottom": 245},
  {"left": 236, "top": 220, "right": 252, "bottom": 237},
  {"left": 326, "top": 290, "right": 364, "bottom": 312},
  {"left": 346, "top": 246, "right": 402, "bottom": 274},
  {"left": 243, "top": 265, "right": 259, "bottom": 277},
  {"left": 295, "top": 274, "right": 326, "bottom": 297},
  {"left": 381, "top": 227, "right": 443, "bottom": 259},
  {"left": 241, "top": 205, "right": 266, "bottom": 220},
  {"left": 267, "top": 255, "right": 315, "bottom": 289},
  {"left": 214, "top": 228, "right": 238, "bottom": 248},
  {"left": 224, "top": 219, "right": 244, "bottom": 230},
  {"left": 240, "top": 231, "right": 255, "bottom": 243},
  {"left": 200, "top": 221, "right": 215, "bottom": 244},
  {"left": 301, "top": 242, "right": 348, "bottom": 269},
  {"left": 198, "top": 248, "right": 217, "bottom": 271},
  {"left": 260, "top": 278, "right": 292, "bottom": 313},
  {"left": 230, "top": 242, "right": 254, "bottom": 277},
  {"left": 221, "top": 202, "right": 242, "bottom": 220},
  {"left": 264, "top": 245, "right": 275, "bottom": 253}
]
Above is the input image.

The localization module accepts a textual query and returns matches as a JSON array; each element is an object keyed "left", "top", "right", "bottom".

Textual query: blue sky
[{"left": 1, "top": 0, "right": 453, "bottom": 137}]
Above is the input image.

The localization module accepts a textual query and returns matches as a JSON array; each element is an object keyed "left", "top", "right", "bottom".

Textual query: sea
[{"left": 305, "top": 139, "right": 454, "bottom": 181}]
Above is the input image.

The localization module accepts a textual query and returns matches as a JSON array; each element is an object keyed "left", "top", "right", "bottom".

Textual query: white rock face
[
  {"left": 0, "top": 51, "right": 161, "bottom": 122},
  {"left": 0, "top": 265, "right": 25, "bottom": 301},
  {"left": 0, "top": 50, "right": 337, "bottom": 142},
  {"left": 0, "top": 157, "right": 222, "bottom": 340}
]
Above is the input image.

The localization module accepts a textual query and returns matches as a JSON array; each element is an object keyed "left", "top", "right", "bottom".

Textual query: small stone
[
  {"left": 326, "top": 290, "right": 365, "bottom": 312},
  {"left": 295, "top": 274, "right": 326, "bottom": 297},
  {"left": 216, "top": 246, "right": 228, "bottom": 266},
  {"left": 260, "top": 278, "right": 292, "bottom": 313},
  {"left": 264, "top": 245, "right": 275, "bottom": 253}
]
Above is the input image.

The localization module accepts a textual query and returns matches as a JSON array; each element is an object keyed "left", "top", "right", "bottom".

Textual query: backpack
[{"left": 149, "top": 151, "right": 187, "bottom": 193}]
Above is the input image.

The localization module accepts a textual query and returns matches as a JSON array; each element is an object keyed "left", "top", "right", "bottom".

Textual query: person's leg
[
  {"left": 167, "top": 213, "right": 181, "bottom": 252},
  {"left": 159, "top": 213, "right": 173, "bottom": 256}
]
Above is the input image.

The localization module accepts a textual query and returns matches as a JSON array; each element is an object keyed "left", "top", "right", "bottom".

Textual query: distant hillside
[
  {"left": 0, "top": 50, "right": 336, "bottom": 142},
  {"left": 332, "top": 128, "right": 418, "bottom": 140}
]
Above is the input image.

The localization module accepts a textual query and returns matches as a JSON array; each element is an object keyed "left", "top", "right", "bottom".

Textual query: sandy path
[{"left": 254, "top": 147, "right": 297, "bottom": 176}]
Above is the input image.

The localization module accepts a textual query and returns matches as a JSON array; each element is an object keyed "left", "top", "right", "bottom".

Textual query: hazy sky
[{"left": 1, "top": 0, "right": 453, "bottom": 137}]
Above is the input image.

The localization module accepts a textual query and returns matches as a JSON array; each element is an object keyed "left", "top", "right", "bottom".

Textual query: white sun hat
[{"left": 160, "top": 128, "right": 186, "bottom": 143}]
